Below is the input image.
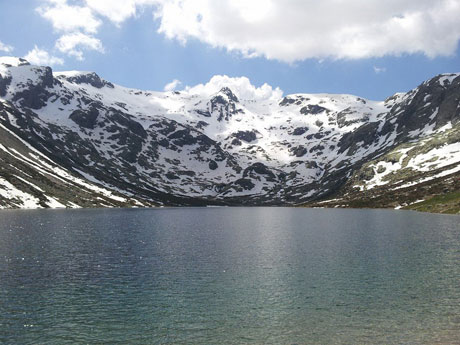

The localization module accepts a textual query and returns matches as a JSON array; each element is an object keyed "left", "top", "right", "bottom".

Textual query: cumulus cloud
[
  {"left": 55, "top": 32, "right": 104, "bottom": 60},
  {"left": 37, "top": 0, "right": 104, "bottom": 60},
  {"left": 24, "top": 46, "right": 64, "bottom": 66},
  {"left": 83, "top": 0, "right": 158, "bottom": 24},
  {"left": 185, "top": 75, "right": 283, "bottom": 101},
  {"left": 153, "top": 0, "right": 460, "bottom": 61},
  {"left": 163, "top": 79, "right": 182, "bottom": 91},
  {"left": 36, "top": 0, "right": 460, "bottom": 62},
  {"left": 0, "top": 41, "right": 14, "bottom": 53},
  {"left": 37, "top": 0, "right": 101, "bottom": 34}
]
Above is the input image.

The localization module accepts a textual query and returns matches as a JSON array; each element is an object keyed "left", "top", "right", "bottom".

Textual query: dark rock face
[
  {"left": 305, "top": 161, "right": 318, "bottom": 169},
  {"left": 379, "top": 120, "right": 395, "bottom": 137},
  {"left": 107, "top": 110, "right": 147, "bottom": 138},
  {"left": 156, "top": 120, "right": 177, "bottom": 135},
  {"left": 208, "top": 88, "right": 242, "bottom": 121},
  {"left": 8, "top": 58, "right": 29, "bottom": 66},
  {"left": 356, "top": 166, "right": 377, "bottom": 183},
  {"left": 231, "top": 138, "right": 242, "bottom": 146},
  {"left": 1, "top": 64, "right": 459, "bottom": 208},
  {"left": 166, "top": 172, "right": 180, "bottom": 180},
  {"left": 209, "top": 160, "right": 218, "bottom": 170},
  {"left": 211, "top": 96, "right": 236, "bottom": 121},
  {"left": 279, "top": 96, "right": 310, "bottom": 107},
  {"left": 219, "top": 87, "right": 239, "bottom": 102},
  {"left": 64, "top": 72, "right": 114, "bottom": 89},
  {"left": 233, "top": 130, "right": 257, "bottom": 142},
  {"left": 41, "top": 67, "right": 54, "bottom": 88},
  {"left": 68, "top": 106, "right": 149, "bottom": 163},
  {"left": 11, "top": 67, "right": 54, "bottom": 109},
  {"left": 309, "top": 145, "right": 324, "bottom": 153},
  {"left": 234, "top": 178, "right": 255, "bottom": 190},
  {"left": 196, "top": 121, "right": 209, "bottom": 129},
  {"left": 168, "top": 129, "right": 198, "bottom": 146},
  {"left": 427, "top": 76, "right": 460, "bottom": 127},
  {"left": 13, "top": 87, "right": 51, "bottom": 109},
  {"left": 292, "top": 127, "right": 308, "bottom": 135},
  {"left": 196, "top": 110, "right": 211, "bottom": 117},
  {"left": 338, "top": 122, "right": 380, "bottom": 155},
  {"left": 300, "top": 104, "right": 328, "bottom": 115},
  {"left": 243, "top": 162, "right": 276, "bottom": 181},
  {"left": 0, "top": 75, "right": 12, "bottom": 97},
  {"left": 391, "top": 74, "right": 460, "bottom": 136},
  {"left": 291, "top": 145, "right": 308, "bottom": 157},
  {"left": 69, "top": 107, "right": 100, "bottom": 129},
  {"left": 211, "top": 95, "right": 229, "bottom": 107},
  {"left": 279, "top": 97, "right": 296, "bottom": 106},
  {"left": 337, "top": 108, "right": 364, "bottom": 128},
  {"left": 314, "top": 132, "right": 325, "bottom": 139},
  {"left": 177, "top": 170, "right": 196, "bottom": 177}
]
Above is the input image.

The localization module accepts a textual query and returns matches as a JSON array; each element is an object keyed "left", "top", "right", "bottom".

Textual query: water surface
[{"left": 0, "top": 208, "right": 459, "bottom": 344}]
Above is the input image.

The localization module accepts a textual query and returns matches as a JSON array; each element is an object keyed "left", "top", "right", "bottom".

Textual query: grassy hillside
[
  {"left": 404, "top": 191, "right": 460, "bottom": 214},
  {"left": 302, "top": 170, "right": 460, "bottom": 215}
]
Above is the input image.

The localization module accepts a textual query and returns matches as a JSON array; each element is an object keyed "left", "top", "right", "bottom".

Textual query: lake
[{"left": 0, "top": 207, "right": 459, "bottom": 344}]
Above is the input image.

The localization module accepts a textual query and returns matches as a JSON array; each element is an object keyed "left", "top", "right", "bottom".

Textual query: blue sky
[{"left": 1, "top": 0, "right": 460, "bottom": 100}]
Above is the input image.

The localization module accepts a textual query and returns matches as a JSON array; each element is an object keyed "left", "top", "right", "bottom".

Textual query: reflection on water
[{"left": 0, "top": 208, "right": 459, "bottom": 344}]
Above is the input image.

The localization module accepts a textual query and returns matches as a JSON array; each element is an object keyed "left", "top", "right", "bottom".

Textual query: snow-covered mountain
[{"left": 0, "top": 56, "right": 459, "bottom": 209}]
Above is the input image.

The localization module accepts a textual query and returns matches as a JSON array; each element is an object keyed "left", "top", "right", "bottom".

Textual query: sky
[{"left": 0, "top": 0, "right": 460, "bottom": 100}]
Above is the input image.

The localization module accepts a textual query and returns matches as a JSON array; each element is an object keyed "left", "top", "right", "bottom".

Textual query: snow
[
  {"left": 1, "top": 64, "right": 49, "bottom": 96},
  {"left": 0, "top": 120, "right": 129, "bottom": 207},
  {"left": 67, "top": 202, "right": 82, "bottom": 208},
  {"left": 0, "top": 177, "right": 42, "bottom": 208},
  {"left": 365, "top": 160, "right": 402, "bottom": 189},
  {"left": 14, "top": 176, "right": 45, "bottom": 192},
  {"left": 406, "top": 142, "right": 460, "bottom": 171},
  {"left": 54, "top": 70, "right": 93, "bottom": 77},
  {"left": 1, "top": 58, "right": 459, "bottom": 208},
  {"left": 395, "top": 164, "right": 460, "bottom": 190},
  {"left": 45, "top": 196, "right": 66, "bottom": 208},
  {"left": 185, "top": 75, "right": 283, "bottom": 101},
  {"left": 436, "top": 123, "right": 453, "bottom": 133},
  {"left": 438, "top": 73, "right": 459, "bottom": 86},
  {"left": 37, "top": 70, "right": 390, "bottom": 198},
  {"left": 71, "top": 169, "right": 128, "bottom": 202},
  {"left": 0, "top": 56, "right": 29, "bottom": 67}
]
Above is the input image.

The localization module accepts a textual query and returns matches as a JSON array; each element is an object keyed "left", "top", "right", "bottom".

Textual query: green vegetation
[{"left": 404, "top": 190, "right": 460, "bottom": 214}]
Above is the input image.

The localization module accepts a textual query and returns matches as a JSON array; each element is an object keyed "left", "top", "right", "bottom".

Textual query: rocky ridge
[{"left": 0, "top": 56, "right": 459, "bottom": 210}]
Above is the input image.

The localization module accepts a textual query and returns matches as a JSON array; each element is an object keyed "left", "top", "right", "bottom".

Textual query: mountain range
[{"left": 0, "top": 56, "right": 459, "bottom": 212}]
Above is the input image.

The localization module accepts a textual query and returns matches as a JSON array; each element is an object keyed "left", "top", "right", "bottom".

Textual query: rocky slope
[{"left": 0, "top": 56, "right": 459, "bottom": 210}]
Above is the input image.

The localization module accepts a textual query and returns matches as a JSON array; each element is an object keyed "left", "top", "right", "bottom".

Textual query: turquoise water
[{"left": 0, "top": 208, "right": 459, "bottom": 344}]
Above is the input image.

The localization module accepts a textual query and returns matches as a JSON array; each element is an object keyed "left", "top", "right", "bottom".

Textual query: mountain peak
[
  {"left": 0, "top": 62, "right": 459, "bottom": 209},
  {"left": 0, "top": 56, "right": 30, "bottom": 67},
  {"left": 55, "top": 71, "right": 114, "bottom": 89},
  {"left": 218, "top": 86, "right": 239, "bottom": 102}
]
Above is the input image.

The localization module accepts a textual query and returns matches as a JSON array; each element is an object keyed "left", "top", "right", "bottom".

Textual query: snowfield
[{"left": 0, "top": 56, "right": 459, "bottom": 208}]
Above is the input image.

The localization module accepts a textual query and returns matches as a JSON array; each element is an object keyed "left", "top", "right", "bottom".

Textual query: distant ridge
[{"left": 0, "top": 56, "right": 459, "bottom": 212}]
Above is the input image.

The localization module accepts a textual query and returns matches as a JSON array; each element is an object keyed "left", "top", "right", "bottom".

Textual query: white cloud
[
  {"left": 0, "top": 41, "right": 14, "bottom": 53},
  {"left": 163, "top": 79, "right": 182, "bottom": 91},
  {"left": 24, "top": 46, "right": 64, "bottom": 66},
  {"left": 35, "top": 0, "right": 460, "bottom": 62},
  {"left": 37, "top": 0, "right": 101, "bottom": 33},
  {"left": 373, "top": 66, "right": 387, "bottom": 74},
  {"left": 83, "top": 0, "right": 157, "bottom": 24},
  {"left": 152, "top": 0, "right": 460, "bottom": 61},
  {"left": 55, "top": 32, "right": 104, "bottom": 60},
  {"left": 185, "top": 75, "right": 283, "bottom": 101}
]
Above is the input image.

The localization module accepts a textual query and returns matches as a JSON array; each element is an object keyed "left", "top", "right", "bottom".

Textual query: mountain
[{"left": 0, "top": 56, "right": 459, "bottom": 212}]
